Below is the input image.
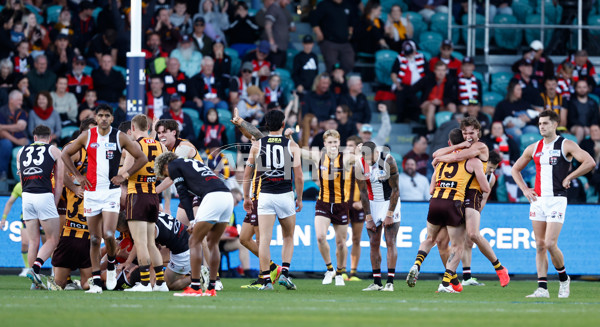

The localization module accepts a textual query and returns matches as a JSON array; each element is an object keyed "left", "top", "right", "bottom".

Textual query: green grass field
[{"left": 1, "top": 276, "right": 599, "bottom": 326}]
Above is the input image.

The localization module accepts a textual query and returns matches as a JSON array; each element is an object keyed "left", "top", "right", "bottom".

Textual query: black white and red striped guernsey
[
  {"left": 360, "top": 152, "right": 393, "bottom": 201},
  {"left": 532, "top": 136, "right": 571, "bottom": 197},
  {"left": 85, "top": 126, "right": 122, "bottom": 191}
]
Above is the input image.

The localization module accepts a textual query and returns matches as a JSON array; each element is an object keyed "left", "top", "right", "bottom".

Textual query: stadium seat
[
  {"left": 420, "top": 50, "right": 432, "bottom": 62},
  {"left": 520, "top": 132, "right": 542, "bottom": 153},
  {"left": 275, "top": 68, "right": 295, "bottom": 96},
  {"left": 451, "top": 51, "right": 464, "bottom": 61},
  {"left": 225, "top": 47, "right": 241, "bottom": 75},
  {"left": 61, "top": 126, "right": 79, "bottom": 140},
  {"left": 83, "top": 65, "right": 93, "bottom": 76},
  {"left": 382, "top": 0, "right": 407, "bottom": 13},
  {"left": 472, "top": 71, "right": 489, "bottom": 92},
  {"left": 11, "top": 146, "right": 22, "bottom": 180},
  {"left": 217, "top": 109, "right": 232, "bottom": 123},
  {"left": 493, "top": 14, "right": 521, "bottom": 50},
  {"left": 286, "top": 47, "right": 299, "bottom": 72},
  {"left": 561, "top": 133, "right": 578, "bottom": 143},
  {"left": 183, "top": 108, "right": 202, "bottom": 138},
  {"left": 435, "top": 111, "right": 453, "bottom": 128},
  {"left": 525, "top": 15, "right": 553, "bottom": 48},
  {"left": 225, "top": 47, "right": 239, "bottom": 60},
  {"left": 403, "top": 11, "right": 423, "bottom": 24},
  {"left": 46, "top": 5, "right": 62, "bottom": 25},
  {"left": 511, "top": 0, "right": 534, "bottom": 24},
  {"left": 389, "top": 152, "right": 403, "bottom": 173},
  {"left": 410, "top": 19, "right": 427, "bottom": 43},
  {"left": 419, "top": 32, "right": 443, "bottom": 57},
  {"left": 429, "top": 12, "right": 460, "bottom": 43},
  {"left": 491, "top": 72, "right": 513, "bottom": 97},
  {"left": 25, "top": 5, "right": 44, "bottom": 24},
  {"left": 536, "top": 0, "right": 562, "bottom": 24},
  {"left": 589, "top": 15, "right": 600, "bottom": 36},
  {"left": 113, "top": 66, "right": 127, "bottom": 80},
  {"left": 375, "top": 49, "right": 398, "bottom": 86},
  {"left": 461, "top": 14, "right": 486, "bottom": 49},
  {"left": 482, "top": 91, "right": 504, "bottom": 107}
]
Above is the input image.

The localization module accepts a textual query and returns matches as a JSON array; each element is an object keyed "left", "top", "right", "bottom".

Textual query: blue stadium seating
[
  {"left": 419, "top": 32, "right": 443, "bottom": 57},
  {"left": 520, "top": 132, "right": 542, "bottom": 153},
  {"left": 429, "top": 12, "right": 460, "bottom": 43},
  {"left": 491, "top": 72, "right": 513, "bottom": 97},
  {"left": 512, "top": 0, "right": 534, "bottom": 24},
  {"left": 375, "top": 49, "right": 398, "bottom": 86},
  {"left": 435, "top": 111, "right": 453, "bottom": 128},
  {"left": 461, "top": 14, "right": 487, "bottom": 49},
  {"left": 525, "top": 15, "right": 553, "bottom": 48},
  {"left": 183, "top": 108, "right": 202, "bottom": 138},
  {"left": 483, "top": 91, "right": 504, "bottom": 107},
  {"left": 46, "top": 5, "right": 62, "bottom": 25},
  {"left": 493, "top": 14, "right": 521, "bottom": 50}
]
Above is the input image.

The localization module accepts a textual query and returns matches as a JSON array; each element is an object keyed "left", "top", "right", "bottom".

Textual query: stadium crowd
[{"left": 0, "top": 0, "right": 599, "bottom": 205}]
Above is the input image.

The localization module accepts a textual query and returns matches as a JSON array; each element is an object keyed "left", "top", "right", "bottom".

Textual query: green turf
[{"left": 1, "top": 276, "right": 599, "bottom": 326}]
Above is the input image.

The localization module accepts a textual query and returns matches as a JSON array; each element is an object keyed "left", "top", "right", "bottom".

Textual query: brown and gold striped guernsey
[
  {"left": 348, "top": 165, "right": 361, "bottom": 203},
  {"left": 63, "top": 144, "right": 89, "bottom": 239},
  {"left": 318, "top": 153, "right": 352, "bottom": 204},
  {"left": 173, "top": 138, "right": 204, "bottom": 163},
  {"left": 468, "top": 161, "right": 487, "bottom": 193},
  {"left": 128, "top": 137, "right": 163, "bottom": 194},
  {"left": 432, "top": 158, "right": 474, "bottom": 202},
  {"left": 250, "top": 168, "right": 262, "bottom": 201}
]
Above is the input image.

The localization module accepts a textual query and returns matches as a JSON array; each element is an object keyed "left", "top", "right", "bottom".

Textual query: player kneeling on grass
[{"left": 155, "top": 152, "right": 234, "bottom": 297}]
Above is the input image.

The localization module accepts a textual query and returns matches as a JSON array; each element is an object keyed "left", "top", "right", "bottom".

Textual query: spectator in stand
[
  {"left": 87, "top": 29, "right": 118, "bottom": 68},
  {"left": 556, "top": 61, "right": 575, "bottom": 101},
  {"left": 51, "top": 7, "right": 74, "bottom": 41},
  {"left": 12, "top": 74, "right": 32, "bottom": 110},
  {"left": 410, "top": 0, "right": 449, "bottom": 23},
  {"left": 293, "top": 35, "right": 319, "bottom": 96},
  {"left": 112, "top": 95, "right": 127, "bottom": 128},
  {"left": 580, "top": 124, "right": 600, "bottom": 171},
  {"left": 265, "top": 0, "right": 293, "bottom": 68},
  {"left": 398, "top": 157, "right": 431, "bottom": 201},
  {"left": 391, "top": 40, "right": 426, "bottom": 123},
  {"left": 162, "top": 57, "right": 190, "bottom": 104},
  {"left": 512, "top": 40, "right": 554, "bottom": 85},
  {"left": 227, "top": 2, "right": 260, "bottom": 57},
  {"left": 45, "top": 33, "right": 75, "bottom": 77},
  {"left": 298, "top": 113, "right": 320, "bottom": 147},
  {"left": 558, "top": 50, "right": 597, "bottom": 90},
  {"left": 71, "top": 1, "right": 97, "bottom": 52},
  {"left": 334, "top": 104, "right": 358, "bottom": 145},
  {"left": 190, "top": 17, "right": 214, "bottom": 57},
  {"left": 237, "top": 85, "right": 264, "bottom": 122},
  {"left": 403, "top": 135, "right": 429, "bottom": 177},
  {"left": 493, "top": 80, "right": 538, "bottom": 140},
  {"left": 77, "top": 89, "right": 97, "bottom": 122},
  {"left": 0, "top": 59, "right": 16, "bottom": 105},
  {"left": 229, "top": 61, "right": 260, "bottom": 106},
  {"left": 147, "top": 75, "right": 171, "bottom": 119},
  {"left": 243, "top": 40, "right": 273, "bottom": 82},
  {"left": 194, "top": 0, "right": 230, "bottom": 43},
  {"left": 160, "top": 93, "right": 195, "bottom": 140},
  {"left": 212, "top": 40, "right": 231, "bottom": 83},
  {"left": 170, "top": 0, "right": 193, "bottom": 35},
  {"left": 28, "top": 91, "right": 61, "bottom": 141},
  {"left": 0, "top": 10, "right": 15, "bottom": 61},
  {"left": 263, "top": 73, "right": 286, "bottom": 106},
  {"left": 143, "top": 32, "right": 169, "bottom": 75},
  {"left": 464, "top": 99, "right": 491, "bottom": 136},
  {"left": 429, "top": 40, "right": 461, "bottom": 77},
  {"left": 413, "top": 61, "right": 458, "bottom": 133},
  {"left": 540, "top": 76, "right": 568, "bottom": 128},
  {"left": 198, "top": 107, "right": 228, "bottom": 150},
  {"left": 155, "top": 0, "right": 173, "bottom": 13},
  {"left": 190, "top": 56, "right": 229, "bottom": 119},
  {"left": 384, "top": 4, "right": 413, "bottom": 54},
  {"left": 310, "top": 0, "right": 356, "bottom": 73},
  {"left": 302, "top": 72, "right": 337, "bottom": 124},
  {"left": 511, "top": 58, "right": 542, "bottom": 108},
  {"left": 91, "top": 54, "right": 126, "bottom": 105},
  {"left": 10, "top": 19, "right": 24, "bottom": 46},
  {"left": 358, "top": 103, "right": 391, "bottom": 146},
  {"left": 353, "top": 0, "right": 389, "bottom": 54},
  {"left": 456, "top": 56, "right": 482, "bottom": 112},
  {"left": 567, "top": 79, "right": 600, "bottom": 142},
  {"left": 66, "top": 55, "right": 94, "bottom": 103},
  {"left": 155, "top": 8, "right": 182, "bottom": 54},
  {"left": 12, "top": 41, "right": 32, "bottom": 74},
  {"left": 330, "top": 63, "right": 348, "bottom": 101},
  {"left": 50, "top": 76, "right": 78, "bottom": 126},
  {"left": 484, "top": 121, "right": 521, "bottom": 165},
  {"left": 171, "top": 35, "right": 203, "bottom": 78},
  {"left": 0, "top": 91, "right": 29, "bottom": 170},
  {"left": 339, "top": 75, "right": 370, "bottom": 128},
  {"left": 27, "top": 55, "right": 57, "bottom": 98},
  {"left": 23, "top": 12, "right": 51, "bottom": 55}
]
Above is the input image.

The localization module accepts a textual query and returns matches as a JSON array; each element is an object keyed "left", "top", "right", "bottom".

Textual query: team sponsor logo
[
  {"left": 85, "top": 208, "right": 92, "bottom": 213},
  {"left": 549, "top": 150, "right": 560, "bottom": 156},
  {"left": 144, "top": 139, "right": 156, "bottom": 144},
  {"left": 530, "top": 211, "right": 536, "bottom": 217},
  {"left": 109, "top": 202, "right": 117, "bottom": 208},
  {"left": 105, "top": 143, "right": 117, "bottom": 150},
  {"left": 22, "top": 167, "right": 43, "bottom": 175},
  {"left": 267, "top": 137, "right": 281, "bottom": 143},
  {"left": 437, "top": 180, "right": 457, "bottom": 188},
  {"left": 320, "top": 165, "right": 328, "bottom": 171},
  {"left": 535, "top": 152, "right": 543, "bottom": 157},
  {"left": 90, "top": 143, "right": 99, "bottom": 149},
  {"left": 173, "top": 177, "right": 184, "bottom": 183}
]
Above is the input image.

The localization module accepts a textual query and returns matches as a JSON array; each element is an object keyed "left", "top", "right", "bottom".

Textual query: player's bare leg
[
  {"left": 102, "top": 211, "right": 119, "bottom": 290},
  {"left": 348, "top": 221, "right": 364, "bottom": 280},
  {"left": 80, "top": 268, "right": 92, "bottom": 290},
  {"left": 333, "top": 223, "right": 348, "bottom": 285},
  {"left": 205, "top": 223, "right": 228, "bottom": 294},
  {"left": 240, "top": 222, "right": 259, "bottom": 257},
  {"left": 52, "top": 267, "right": 71, "bottom": 289},
  {"left": 258, "top": 214, "right": 277, "bottom": 288},
  {"left": 126, "top": 220, "right": 152, "bottom": 291},
  {"left": 438, "top": 224, "right": 466, "bottom": 293},
  {"left": 382, "top": 222, "right": 400, "bottom": 290},
  {"left": 315, "top": 215, "right": 334, "bottom": 283},
  {"left": 435, "top": 227, "right": 450, "bottom": 265},
  {"left": 146, "top": 222, "right": 167, "bottom": 291},
  {"left": 277, "top": 214, "right": 296, "bottom": 290},
  {"left": 363, "top": 225, "right": 383, "bottom": 291},
  {"left": 407, "top": 222, "right": 443, "bottom": 287},
  {"left": 165, "top": 268, "right": 191, "bottom": 291}
]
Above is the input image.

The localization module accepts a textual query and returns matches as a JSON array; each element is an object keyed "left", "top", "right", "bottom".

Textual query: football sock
[
  {"left": 414, "top": 250, "right": 428, "bottom": 271},
  {"left": 442, "top": 269, "right": 455, "bottom": 287},
  {"left": 154, "top": 266, "right": 165, "bottom": 286},
  {"left": 350, "top": 269, "right": 357, "bottom": 277},
  {"left": 92, "top": 270, "right": 103, "bottom": 287},
  {"left": 282, "top": 262, "right": 290, "bottom": 278},
  {"left": 107, "top": 256, "right": 116, "bottom": 271},
  {"left": 270, "top": 261, "right": 277, "bottom": 271},
  {"left": 66, "top": 276, "right": 73, "bottom": 284},
  {"left": 140, "top": 265, "right": 150, "bottom": 286},
  {"left": 556, "top": 266, "right": 568, "bottom": 282},
  {"left": 326, "top": 262, "right": 334, "bottom": 271},
  {"left": 336, "top": 267, "right": 343, "bottom": 276},
  {"left": 208, "top": 280, "right": 216, "bottom": 291},
  {"left": 260, "top": 270, "right": 271, "bottom": 285},
  {"left": 387, "top": 269, "right": 395, "bottom": 284},
  {"left": 373, "top": 269, "right": 382, "bottom": 286},
  {"left": 21, "top": 251, "right": 28, "bottom": 268},
  {"left": 463, "top": 267, "right": 471, "bottom": 280},
  {"left": 492, "top": 259, "right": 504, "bottom": 271},
  {"left": 190, "top": 278, "right": 201, "bottom": 291},
  {"left": 33, "top": 258, "right": 44, "bottom": 274},
  {"left": 451, "top": 273, "right": 460, "bottom": 286},
  {"left": 538, "top": 277, "right": 548, "bottom": 290}
]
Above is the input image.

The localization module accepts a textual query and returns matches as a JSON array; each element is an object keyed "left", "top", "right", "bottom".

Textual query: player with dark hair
[
  {"left": 61, "top": 104, "right": 148, "bottom": 293},
  {"left": 512, "top": 110, "right": 595, "bottom": 298},
  {"left": 18, "top": 125, "right": 64, "bottom": 289},
  {"left": 155, "top": 152, "right": 234, "bottom": 297},
  {"left": 344, "top": 135, "right": 364, "bottom": 281},
  {"left": 355, "top": 141, "right": 401, "bottom": 291}
]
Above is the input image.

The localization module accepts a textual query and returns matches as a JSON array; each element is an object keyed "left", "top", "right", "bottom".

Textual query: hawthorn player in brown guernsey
[
  {"left": 406, "top": 129, "right": 490, "bottom": 293},
  {"left": 344, "top": 135, "right": 364, "bottom": 282},
  {"left": 120, "top": 115, "right": 169, "bottom": 292}
]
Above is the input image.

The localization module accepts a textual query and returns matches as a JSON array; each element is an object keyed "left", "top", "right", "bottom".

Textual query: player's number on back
[
  {"left": 158, "top": 214, "right": 180, "bottom": 231},
  {"left": 184, "top": 158, "right": 216, "bottom": 176},
  {"left": 146, "top": 145, "right": 158, "bottom": 173},
  {"left": 265, "top": 144, "right": 284, "bottom": 169},
  {"left": 22, "top": 146, "right": 46, "bottom": 167},
  {"left": 438, "top": 162, "right": 459, "bottom": 179}
]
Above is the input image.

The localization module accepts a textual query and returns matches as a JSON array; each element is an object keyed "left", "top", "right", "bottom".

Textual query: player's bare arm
[
  {"left": 481, "top": 174, "right": 496, "bottom": 208},
  {"left": 111, "top": 133, "right": 148, "bottom": 185},
  {"left": 232, "top": 107, "right": 265, "bottom": 140},
  {"left": 291, "top": 141, "right": 304, "bottom": 212},
  {"left": 562, "top": 140, "right": 596, "bottom": 188},
  {"left": 434, "top": 142, "right": 489, "bottom": 166},
  {"left": 384, "top": 156, "right": 400, "bottom": 227},
  {"left": 429, "top": 172, "right": 436, "bottom": 195},
  {"left": 511, "top": 143, "right": 537, "bottom": 202},
  {"left": 61, "top": 130, "right": 91, "bottom": 189},
  {"left": 355, "top": 161, "right": 374, "bottom": 232},
  {"left": 50, "top": 145, "right": 64, "bottom": 206},
  {"left": 467, "top": 158, "right": 491, "bottom": 193},
  {"left": 242, "top": 141, "right": 259, "bottom": 214},
  {"left": 432, "top": 140, "right": 472, "bottom": 158}
]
